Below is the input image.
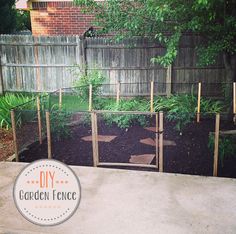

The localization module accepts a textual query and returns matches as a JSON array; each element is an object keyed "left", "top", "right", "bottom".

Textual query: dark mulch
[{"left": 19, "top": 118, "right": 236, "bottom": 178}]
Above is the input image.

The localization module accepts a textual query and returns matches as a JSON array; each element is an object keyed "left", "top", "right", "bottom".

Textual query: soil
[
  {"left": 0, "top": 129, "right": 14, "bottom": 161},
  {"left": 19, "top": 117, "right": 236, "bottom": 178}
]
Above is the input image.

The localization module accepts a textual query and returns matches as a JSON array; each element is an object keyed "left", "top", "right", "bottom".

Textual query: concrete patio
[{"left": 0, "top": 161, "right": 236, "bottom": 234}]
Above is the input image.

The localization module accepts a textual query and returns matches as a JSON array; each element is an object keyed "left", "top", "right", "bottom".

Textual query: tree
[
  {"left": 74, "top": 0, "right": 236, "bottom": 86},
  {"left": 16, "top": 10, "right": 31, "bottom": 31},
  {"left": 0, "top": 0, "right": 16, "bottom": 34}
]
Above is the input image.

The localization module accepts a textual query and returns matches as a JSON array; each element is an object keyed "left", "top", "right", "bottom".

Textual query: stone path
[
  {"left": 129, "top": 154, "right": 155, "bottom": 164},
  {"left": 81, "top": 135, "right": 117, "bottom": 142},
  {"left": 140, "top": 138, "right": 176, "bottom": 147}
]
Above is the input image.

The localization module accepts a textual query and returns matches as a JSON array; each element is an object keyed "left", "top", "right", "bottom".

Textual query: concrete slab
[
  {"left": 0, "top": 162, "right": 236, "bottom": 234},
  {"left": 129, "top": 154, "right": 155, "bottom": 164}
]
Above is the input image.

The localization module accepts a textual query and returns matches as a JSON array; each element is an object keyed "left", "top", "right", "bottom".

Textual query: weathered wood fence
[{"left": 0, "top": 34, "right": 226, "bottom": 96}]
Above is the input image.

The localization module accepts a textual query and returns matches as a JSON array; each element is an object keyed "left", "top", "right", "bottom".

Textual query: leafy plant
[
  {"left": 154, "top": 94, "right": 197, "bottom": 133},
  {"left": 208, "top": 134, "right": 236, "bottom": 167},
  {"left": 201, "top": 99, "right": 224, "bottom": 114},
  {"left": 49, "top": 106, "right": 72, "bottom": 140},
  {"left": 72, "top": 65, "right": 106, "bottom": 107},
  {"left": 0, "top": 93, "right": 35, "bottom": 129},
  {"left": 153, "top": 94, "right": 224, "bottom": 133},
  {"left": 102, "top": 98, "right": 149, "bottom": 128}
]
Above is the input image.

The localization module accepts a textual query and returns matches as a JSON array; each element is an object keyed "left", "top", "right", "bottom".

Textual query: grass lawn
[{"left": 50, "top": 95, "right": 89, "bottom": 111}]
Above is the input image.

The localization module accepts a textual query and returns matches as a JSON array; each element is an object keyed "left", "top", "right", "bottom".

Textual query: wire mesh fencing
[
  {"left": 92, "top": 110, "right": 159, "bottom": 170},
  {"left": 13, "top": 94, "right": 49, "bottom": 162},
  {"left": 9, "top": 81, "right": 236, "bottom": 177}
]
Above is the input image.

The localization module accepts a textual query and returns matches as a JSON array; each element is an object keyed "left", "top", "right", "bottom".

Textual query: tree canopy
[
  {"left": 0, "top": 0, "right": 16, "bottom": 34},
  {"left": 74, "top": 0, "right": 236, "bottom": 82}
]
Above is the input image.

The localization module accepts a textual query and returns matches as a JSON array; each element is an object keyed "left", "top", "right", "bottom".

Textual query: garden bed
[
  {"left": 0, "top": 129, "right": 13, "bottom": 161},
  {"left": 19, "top": 117, "right": 236, "bottom": 178}
]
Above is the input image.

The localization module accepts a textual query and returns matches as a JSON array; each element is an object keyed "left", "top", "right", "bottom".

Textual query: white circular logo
[{"left": 13, "top": 159, "right": 81, "bottom": 226}]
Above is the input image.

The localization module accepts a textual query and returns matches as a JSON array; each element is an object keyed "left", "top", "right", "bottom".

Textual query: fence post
[
  {"left": 233, "top": 82, "right": 236, "bottom": 124},
  {"left": 155, "top": 113, "right": 159, "bottom": 169},
  {"left": 80, "top": 37, "right": 87, "bottom": 75},
  {"left": 166, "top": 64, "right": 172, "bottom": 97},
  {"left": 150, "top": 81, "right": 154, "bottom": 113},
  {"left": 91, "top": 112, "right": 99, "bottom": 166},
  {"left": 46, "top": 111, "right": 52, "bottom": 159},
  {"left": 197, "top": 82, "right": 201, "bottom": 123},
  {"left": 10, "top": 110, "right": 19, "bottom": 162},
  {"left": 36, "top": 97, "right": 42, "bottom": 145},
  {"left": 0, "top": 55, "right": 4, "bottom": 95},
  {"left": 159, "top": 111, "right": 164, "bottom": 172},
  {"left": 213, "top": 113, "right": 220, "bottom": 177},
  {"left": 59, "top": 88, "right": 62, "bottom": 109},
  {"left": 89, "top": 84, "right": 92, "bottom": 111},
  {"left": 116, "top": 81, "right": 120, "bottom": 105}
]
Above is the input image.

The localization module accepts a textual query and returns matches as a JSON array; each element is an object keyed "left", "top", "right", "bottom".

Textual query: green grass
[{"left": 50, "top": 95, "right": 89, "bottom": 112}]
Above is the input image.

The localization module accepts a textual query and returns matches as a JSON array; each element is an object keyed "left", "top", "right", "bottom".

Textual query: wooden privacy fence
[{"left": 0, "top": 34, "right": 226, "bottom": 96}]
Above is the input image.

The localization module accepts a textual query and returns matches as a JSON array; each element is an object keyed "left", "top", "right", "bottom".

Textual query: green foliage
[
  {"left": 154, "top": 94, "right": 197, "bottom": 132},
  {"left": 0, "top": 0, "right": 16, "bottom": 34},
  {"left": 208, "top": 134, "right": 236, "bottom": 167},
  {"left": 0, "top": 93, "right": 35, "bottom": 129},
  {"left": 102, "top": 98, "right": 149, "bottom": 128},
  {"left": 72, "top": 65, "right": 106, "bottom": 106},
  {"left": 74, "top": 0, "right": 236, "bottom": 70},
  {"left": 16, "top": 10, "right": 31, "bottom": 31},
  {"left": 50, "top": 106, "right": 72, "bottom": 140},
  {"left": 153, "top": 94, "right": 224, "bottom": 132}
]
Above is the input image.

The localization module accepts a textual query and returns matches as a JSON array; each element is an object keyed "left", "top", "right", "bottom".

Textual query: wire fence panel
[
  {"left": 49, "top": 110, "right": 93, "bottom": 166},
  {"left": 96, "top": 112, "right": 158, "bottom": 170}
]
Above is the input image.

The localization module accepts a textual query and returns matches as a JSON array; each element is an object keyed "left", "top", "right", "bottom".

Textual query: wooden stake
[
  {"left": 116, "top": 81, "right": 120, "bottom": 105},
  {"left": 91, "top": 112, "right": 98, "bottom": 166},
  {"left": 10, "top": 110, "right": 19, "bottom": 162},
  {"left": 213, "top": 113, "right": 220, "bottom": 177},
  {"left": 94, "top": 112, "right": 99, "bottom": 165},
  {"left": 233, "top": 82, "right": 236, "bottom": 123},
  {"left": 89, "top": 84, "right": 92, "bottom": 111},
  {"left": 159, "top": 111, "right": 164, "bottom": 172},
  {"left": 36, "top": 97, "right": 42, "bottom": 144},
  {"left": 150, "top": 81, "right": 154, "bottom": 113},
  {"left": 155, "top": 113, "right": 159, "bottom": 168},
  {"left": 59, "top": 88, "right": 62, "bottom": 109},
  {"left": 166, "top": 64, "right": 172, "bottom": 97},
  {"left": 197, "top": 82, "right": 201, "bottom": 123},
  {"left": 46, "top": 111, "right": 52, "bottom": 159}
]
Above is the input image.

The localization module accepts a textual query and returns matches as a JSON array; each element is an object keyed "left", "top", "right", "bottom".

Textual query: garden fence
[{"left": 9, "top": 81, "right": 236, "bottom": 177}]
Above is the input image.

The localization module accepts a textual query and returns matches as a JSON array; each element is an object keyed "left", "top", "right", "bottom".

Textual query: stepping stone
[
  {"left": 82, "top": 135, "right": 117, "bottom": 142},
  {"left": 140, "top": 138, "right": 156, "bottom": 146},
  {"left": 140, "top": 138, "right": 176, "bottom": 147},
  {"left": 144, "top": 127, "right": 156, "bottom": 132},
  {"left": 129, "top": 154, "right": 155, "bottom": 164}
]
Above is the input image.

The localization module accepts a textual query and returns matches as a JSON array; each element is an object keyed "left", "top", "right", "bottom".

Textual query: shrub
[
  {"left": 49, "top": 106, "right": 72, "bottom": 140},
  {"left": 0, "top": 93, "right": 35, "bottom": 129},
  {"left": 153, "top": 94, "right": 197, "bottom": 133},
  {"left": 102, "top": 98, "right": 150, "bottom": 128},
  {"left": 208, "top": 134, "right": 236, "bottom": 167},
  {"left": 72, "top": 65, "right": 106, "bottom": 105},
  {"left": 153, "top": 94, "right": 224, "bottom": 133}
]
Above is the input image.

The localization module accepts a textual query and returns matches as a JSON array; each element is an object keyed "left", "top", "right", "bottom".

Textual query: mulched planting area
[
  {"left": 19, "top": 117, "right": 236, "bottom": 178},
  {"left": 0, "top": 129, "right": 13, "bottom": 161}
]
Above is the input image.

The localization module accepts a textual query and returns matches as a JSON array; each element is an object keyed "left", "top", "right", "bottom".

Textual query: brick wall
[{"left": 30, "top": 2, "right": 95, "bottom": 35}]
